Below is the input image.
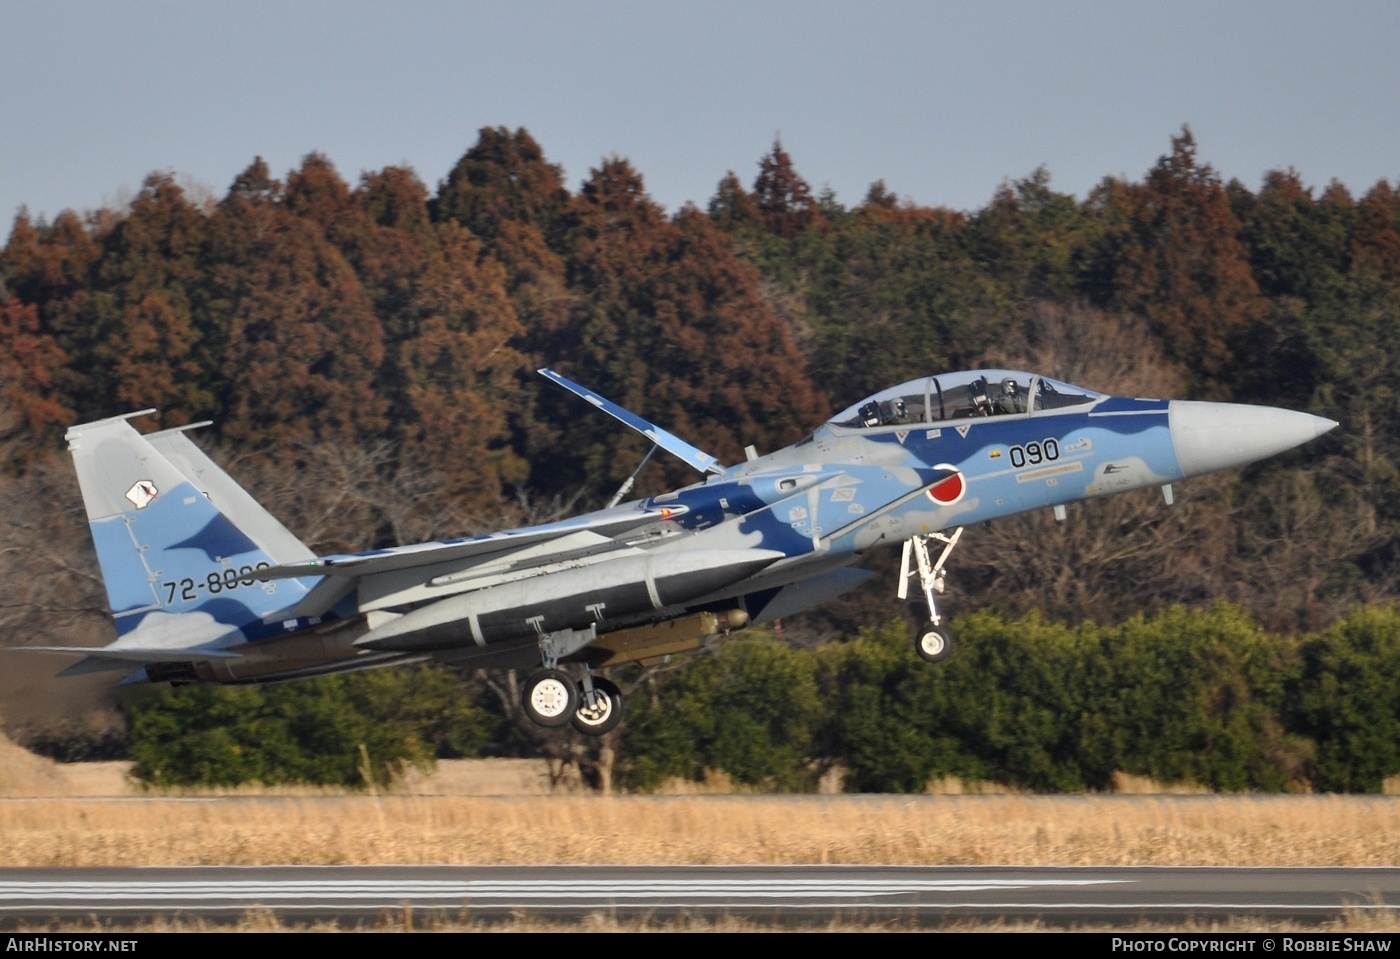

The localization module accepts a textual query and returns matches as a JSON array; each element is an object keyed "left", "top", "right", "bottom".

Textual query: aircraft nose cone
[{"left": 1169, "top": 401, "right": 1337, "bottom": 478}]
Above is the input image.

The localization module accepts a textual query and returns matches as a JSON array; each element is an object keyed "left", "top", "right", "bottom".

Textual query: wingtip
[{"left": 64, "top": 408, "right": 160, "bottom": 442}]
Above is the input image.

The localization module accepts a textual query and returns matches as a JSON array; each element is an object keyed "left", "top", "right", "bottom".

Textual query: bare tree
[
  {"left": 0, "top": 450, "right": 121, "bottom": 731},
  {"left": 984, "top": 300, "right": 1190, "bottom": 399},
  {"left": 962, "top": 300, "right": 1355, "bottom": 628}
]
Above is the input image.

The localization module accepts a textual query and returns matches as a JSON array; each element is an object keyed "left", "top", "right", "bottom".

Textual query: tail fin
[
  {"left": 64, "top": 413, "right": 312, "bottom": 650},
  {"left": 145, "top": 424, "right": 314, "bottom": 566}
]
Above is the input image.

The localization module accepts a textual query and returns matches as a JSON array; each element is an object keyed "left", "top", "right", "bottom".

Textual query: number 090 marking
[{"left": 1008, "top": 439, "right": 1060, "bottom": 469}]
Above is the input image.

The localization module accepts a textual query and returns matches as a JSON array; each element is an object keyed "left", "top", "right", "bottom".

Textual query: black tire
[
  {"left": 522, "top": 668, "right": 578, "bottom": 727},
  {"left": 915, "top": 623, "right": 953, "bottom": 663},
  {"left": 571, "top": 676, "right": 624, "bottom": 737}
]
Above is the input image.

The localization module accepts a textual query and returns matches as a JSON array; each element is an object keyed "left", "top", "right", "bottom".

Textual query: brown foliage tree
[
  {"left": 0, "top": 211, "right": 105, "bottom": 425},
  {"left": 751, "top": 140, "right": 825, "bottom": 239},
  {"left": 97, "top": 175, "right": 211, "bottom": 420},
  {"left": 0, "top": 300, "right": 72, "bottom": 459},
  {"left": 352, "top": 166, "right": 435, "bottom": 332},
  {"left": 393, "top": 221, "right": 530, "bottom": 509},
  {"left": 1087, "top": 129, "right": 1265, "bottom": 395},
  {"left": 205, "top": 157, "right": 387, "bottom": 450},
  {"left": 535, "top": 159, "right": 827, "bottom": 495}
]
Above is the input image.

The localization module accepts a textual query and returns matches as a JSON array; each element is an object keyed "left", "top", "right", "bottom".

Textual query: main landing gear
[
  {"left": 899, "top": 527, "right": 963, "bottom": 664},
  {"left": 522, "top": 667, "right": 624, "bottom": 736},
  {"left": 569, "top": 676, "right": 623, "bottom": 736}
]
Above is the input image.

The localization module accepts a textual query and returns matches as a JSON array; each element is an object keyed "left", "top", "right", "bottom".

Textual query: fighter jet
[{"left": 29, "top": 369, "right": 1335, "bottom": 736}]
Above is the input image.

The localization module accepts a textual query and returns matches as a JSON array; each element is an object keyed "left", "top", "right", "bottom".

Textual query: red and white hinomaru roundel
[{"left": 925, "top": 464, "right": 966, "bottom": 505}]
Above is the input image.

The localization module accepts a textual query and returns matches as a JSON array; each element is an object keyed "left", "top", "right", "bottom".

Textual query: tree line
[
  {"left": 3, "top": 125, "right": 1399, "bottom": 789},
  {"left": 119, "top": 605, "right": 1400, "bottom": 794}
]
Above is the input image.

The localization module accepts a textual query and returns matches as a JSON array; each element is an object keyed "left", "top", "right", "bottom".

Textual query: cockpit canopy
[{"left": 828, "top": 370, "right": 1103, "bottom": 429}]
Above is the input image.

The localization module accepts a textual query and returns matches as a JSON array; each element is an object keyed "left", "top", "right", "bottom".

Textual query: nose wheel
[
  {"left": 916, "top": 623, "right": 953, "bottom": 663},
  {"left": 899, "top": 527, "right": 962, "bottom": 664}
]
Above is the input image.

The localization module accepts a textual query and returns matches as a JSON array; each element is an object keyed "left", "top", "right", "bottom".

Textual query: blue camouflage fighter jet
[{"left": 32, "top": 368, "right": 1335, "bottom": 735}]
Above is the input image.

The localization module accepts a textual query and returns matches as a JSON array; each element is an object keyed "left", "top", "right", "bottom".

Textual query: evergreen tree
[
  {"left": 434, "top": 126, "right": 574, "bottom": 251},
  {"left": 393, "top": 220, "right": 530, "bottom": 509},
  {"left": 1086, "top": 129, "right": 1265, "bottom": 395},
  {"left": 98, "top": 174, "right": 211, "bottom": 420},
  {"left": 752, "top": 140, "right": 825, "bottom": 240},
  {"left": 535, "top": 159, "right": 826, "bottom": 494},
  {"left": 204, "top": 157, "right": 387, "bottom": 450}
]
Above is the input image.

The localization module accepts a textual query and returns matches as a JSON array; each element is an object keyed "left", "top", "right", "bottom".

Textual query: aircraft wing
[
  {"left": 254, "top": 508, "right": 676, "bottom": 582},
  {"left": 254, "top": 506, "right": 683, "bottom": 621},
  {"left": 539, "top": 368, "right": 726, "bottom": 475}
]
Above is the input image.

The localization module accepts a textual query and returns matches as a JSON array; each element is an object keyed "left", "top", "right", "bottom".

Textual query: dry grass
[
  {"left": 0, "top": 730, "right": 73, "bottom": 797},
  {"left": 5, "top": 740, "right": 1400, "bottom": 932},
  {"left": 3, "top": 732, "right": 1400, "bottom": 870},
  {"left": 10, "top": 733, "right": 1400, "bottom": 929},
  {"left": 8, "top": 908, "right": 1400, "bottom": 934},
  {"left": 3, "top": 790, "right": 1400, "bottom": 868}
]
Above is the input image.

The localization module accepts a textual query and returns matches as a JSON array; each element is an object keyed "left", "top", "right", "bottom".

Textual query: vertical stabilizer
[
  {"left": 65, "top": 414, "right": 312, "bottom": 650},
  {"left": 146, "top": 425, "right": 315, "bottom": 565}
]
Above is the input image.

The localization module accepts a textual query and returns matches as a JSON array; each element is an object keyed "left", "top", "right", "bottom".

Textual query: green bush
[
  {"left": 122, "top": 666, "right": 493, "bottom": 788},
  {"left": 116, "top": 606, "right": 1400, "bottom": 794},
  {"left": 617, "top": 632, "right": 823, "bottom": 791},
  {"left": 1289, "top": 606, "right": 1400, "bottom": 792}
]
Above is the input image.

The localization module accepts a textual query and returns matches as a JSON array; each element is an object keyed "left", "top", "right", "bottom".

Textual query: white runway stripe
[{"left": 0, "top": 876, "right": 1130, "bottom": 905}]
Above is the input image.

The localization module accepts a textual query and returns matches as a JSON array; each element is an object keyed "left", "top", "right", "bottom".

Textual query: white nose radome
[{"left": 1168, "top": 401, "right": 1337, "bottom": 478}]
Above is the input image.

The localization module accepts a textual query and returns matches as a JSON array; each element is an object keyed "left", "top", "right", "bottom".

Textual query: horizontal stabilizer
[
  {"left": 58, "top": 658, "right": 139, "bottom": 677},
  {"left": 9, "top": 644, "right": 242, "bottom": 679},
  {"left": 539, "top": 368, "right": 725, "bottom": 475},
  {"left": 13, "top": 645, "right": 241, "bottom": 663}
]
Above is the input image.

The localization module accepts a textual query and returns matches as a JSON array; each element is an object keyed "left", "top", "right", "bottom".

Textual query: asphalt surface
[{"left": 2, "top": 865, "right": 1398, "bottom": 927}]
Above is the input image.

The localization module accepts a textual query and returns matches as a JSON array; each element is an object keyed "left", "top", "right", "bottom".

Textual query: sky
[{"left": 3, "top": 0, "right": 1398, "bottom": 227}]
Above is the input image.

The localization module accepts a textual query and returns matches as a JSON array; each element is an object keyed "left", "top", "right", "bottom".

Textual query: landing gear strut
[{"left": 899, "top": 527, "right": 962, "bottom": 664}]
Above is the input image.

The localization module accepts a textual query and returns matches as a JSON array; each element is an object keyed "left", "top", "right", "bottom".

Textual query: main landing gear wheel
[
  {"left": 523, "top": 668, "right": 578, "bottom": 727},
  {"left": 571, "top": 676, "right": 623, "bottom": 737},
  {"left": 916, "top": 623, "right": 953, "bottom": 664}
]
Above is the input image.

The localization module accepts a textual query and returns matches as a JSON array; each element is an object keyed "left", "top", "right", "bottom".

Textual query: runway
[{"left": 2, "top": 865, "right": 1398, "bottom": 927}]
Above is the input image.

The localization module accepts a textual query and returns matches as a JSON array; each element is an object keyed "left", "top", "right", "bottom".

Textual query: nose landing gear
[{"left": 899, "top": 527, "right": 962, "bottom": 664}]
